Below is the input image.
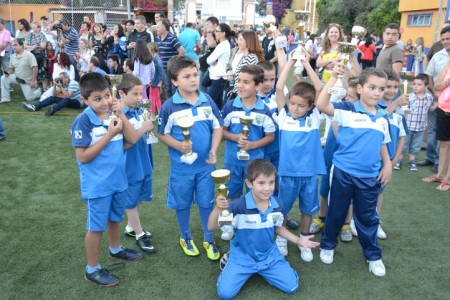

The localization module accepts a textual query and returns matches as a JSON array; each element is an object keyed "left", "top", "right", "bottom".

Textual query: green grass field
[{"left": 1, "top": 88, "right": 449, "bottom": 300}]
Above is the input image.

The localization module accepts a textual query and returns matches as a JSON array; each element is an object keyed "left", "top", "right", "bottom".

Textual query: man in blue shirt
[{"left": 177, "top": 22, "right": 201, "bottom": 63}]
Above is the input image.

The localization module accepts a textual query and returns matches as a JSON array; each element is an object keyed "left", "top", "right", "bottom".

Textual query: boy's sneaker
[
  {"left": 350, "top": 218, "right": 358, "bottom": 237},
  {"left": 299, "top": 246, "right": 313, "bottom": 262},
  {"left": 393, "top": 161, "right": 402, "bottom": 170},
  {"left": 219, "top": 251, "right": 230, "bottom": 270},
  {"left": 203, "top": 241, "right": 220, "bottom": 261},
  {"left": 377, "top": 225, "right": 387, "bottom": 240},
  {"left": 124, "top": 228, "right": 152, "bottom": 239},
  {"left": 368, "top": 259, "right": 386, "bottom": 277},
  {"left": 108, "top": 247, "right": 143, "bottom": 261},
  {"left": 285, "top": 217, "right": 299, "bottom": 229},
  {"left": 179, "top": 237, "right": 200, "bottom": 257},
  {"left": 408, "top": 161, "right": 418, "bottom": 171},
  {"left": 136, "top": 234, "right": 156, "bottom": 254},
  {"left": 309, "top": 218, "right": 324, "bottom": 234},
  {"left": 84, "top": 268, "right": 119, "bottom": 287},
  {"left": 276, "top": 236, "right": 288, "bottom": 256},
  {"left": 340, "top": 225, "right": 353, "bottom": 242},
  {"left": 22, "top": 102, "right": 36, "bottom": 111},
  {"left": 320, "top": 249, "right": 334, "bottom": 264}
]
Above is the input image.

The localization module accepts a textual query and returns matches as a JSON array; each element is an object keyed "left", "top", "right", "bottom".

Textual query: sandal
[
  {"left": 422, "top": 174, "right": 442, "bottom": 183},
  {"left": 436, "top": 180, "right": 450, "bottom": 192}
]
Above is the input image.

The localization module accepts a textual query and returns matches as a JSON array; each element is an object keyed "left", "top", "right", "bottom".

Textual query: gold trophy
[
  {"left": 105, "top": 74, "right": 123, "bottom": 125},
  {"left": 328, "top": 42, "right": 356, "bottom": 99},
  {"left": 211, "top": 169, "right": 233, "bottom": 228},
  {"left": 176, "top": 116, "right": 198, "bottom": 164},
  {"left": 262, "top": 15, "right": 277, "bottom": 32},
  {"left": 237, "top": 116, "right": 253, "bottom": 160},
  {"left": 399, "top": 70, "right": 414, "bottom": 114},
  {"left": 351, "top": 25, "right": 366, "bottom": 44},
  {"left": 139, "top": 99, "right": 158, "bottom": 144}
]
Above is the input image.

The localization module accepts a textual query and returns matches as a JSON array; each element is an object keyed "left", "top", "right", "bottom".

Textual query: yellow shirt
[{"left": 321, "top": 50, "right": 339, "bottom": 83}]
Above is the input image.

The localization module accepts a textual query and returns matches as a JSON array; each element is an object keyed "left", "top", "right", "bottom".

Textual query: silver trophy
[
  {"left": 139, "top": 99, "right": 158, "bottom": 144},
  {"left": 399, "top": 70, "right": 414, "bottom": 114},
  {"left": 328, "top": 42, "right": 356, "bottom": 99},
  {"left": 237, "top": 116, "right": 253, "bottom": 160}
]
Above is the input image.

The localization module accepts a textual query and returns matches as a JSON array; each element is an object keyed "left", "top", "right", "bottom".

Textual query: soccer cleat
[
  {"left": 219, "top": 251, "right": 230, "bottom": 270},
  {"left": 22, "top": 102, "right": 36, "bottom": 111},
  {"left": 276, "top": 236, "right": 288, "bottom": 256},
  {"left": 368, "top": 259, "right": 386, "bottom": 277},
  {"left": 109, "top": 247, "right": 143, "bottom": 261},
  {"left": 350, "top": 218, "right": 358, "bottom": 237},
  {"left": 124, "top": 228, "right": 152, "bottom": 239},
  {"left": 136, "top": 234, "right": 156, "bottom": 254},
  {"left": 203, "top": 241, "right": 220, "bottom": 261},
  {"left": 340, "top": 225, "right": 353, "bottom": 242},
  {"left": 393, "top": 161, "right": 402, "bottom": 170},
  {"left": 377, "top": 225, "right": 387, "bottom": 240},
  {"left": 285, "top": 217, "right": 299, "bottom": 229},
  {"left": 84, "top": 268, "right": 119, "bottom": 287},
  {"left": 309, "top": 218, "right": 324, "bottom": 234},
  {"left": 408, "top": 161, "right": 418, "bottom": 171},
  {"left": 320, "top": 249, "right": 334, "bottom": 264},
  {"left": 299, "top": 246, "right": 313, "bottom": 262},
  {"left": 179, "top": 237, "right": 200, "bottom": 257}
]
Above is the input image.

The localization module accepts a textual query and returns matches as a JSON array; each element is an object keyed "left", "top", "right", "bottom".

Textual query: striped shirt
[
  {"left": 158, "top": 32, "right": 181, "bottom": 69},
  {"left": 62, "top": 27, "right": 80, "bottom": 55},
  {"left": 406, "top": 91, "right": 435, "bottom": 131}
]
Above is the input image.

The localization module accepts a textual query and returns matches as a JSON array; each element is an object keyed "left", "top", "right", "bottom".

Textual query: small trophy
[
  {"left": 399, "top": 70, "right": 414, "bottom": 114},
  {"left": 262, "top": 15, "right": 277, "bottom": 32},
  {"left": 237, "top": 116, "right": 253, "bottom": 160},
  {"left": 211, "top": 169, "right": 233, "bottom": 228},
  {"left": 138, "top": 99, "right": 158, "bottom": 144},
  {"left": 351, "top": 25, "right": 366, "bottom": 45},
  {"left": 106, "top": 74, "right": 123, "bottom": 125},
  {"left": 328, "top": 42, "right": 356, "bottom": 99},
  {"left": 176, "top": 116, "right": 198, "bottom": 164}
]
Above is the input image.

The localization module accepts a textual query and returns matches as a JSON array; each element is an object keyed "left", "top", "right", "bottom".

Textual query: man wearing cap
[{"left": 0, "top": 18, "right": 12, "bottom": 77}]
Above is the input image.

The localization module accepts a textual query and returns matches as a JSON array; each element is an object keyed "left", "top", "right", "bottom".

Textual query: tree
[{"left": 366, "top": 0, "right": 401, "bottom": 35}]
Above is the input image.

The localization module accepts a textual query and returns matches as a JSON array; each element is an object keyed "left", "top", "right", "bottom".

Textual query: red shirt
[{"left": 358, "top": 43, "right": 375, "bottom": 61}]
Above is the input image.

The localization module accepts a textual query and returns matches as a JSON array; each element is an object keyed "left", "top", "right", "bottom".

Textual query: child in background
[
  {"left": 273, "top": 48, "right": 326, "bottom": 260},
  {"left": 123, "top": 58, "right": 134, "bottom": 74},
  {"left": 396, "top": 74, "right": 436, "bottom": 171},
  {"left": 316, "top": 66, "right": 392, "bottom": 277},
  {"left": 208, "top": 159, "right": 319, "bottom": 299},
  {"left": 147, "top": 42, "right": 164, "bottom": 121},
  {"left": 132, "top": 39, "right": 155, "bottom": 100},
  {"left": 44, "top": 41, "right": 55, "bottom": 90},
  {"left": 158, "top": 56, "right": 224, "bottom": 260},
  {"left": 71, "top": 73, "right": 143, "bottom": 286},
  {"left": 118, "top": 74, "right": 156, "bottom": 254}
]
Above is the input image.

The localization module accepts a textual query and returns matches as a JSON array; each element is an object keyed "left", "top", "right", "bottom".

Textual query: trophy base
[
  {"left": 328, "top": 86, "right": 346, "bottom": 99},
  {"left": 237, "top": 151, "right": 250, "bottom": 161},
  {"left": 400, "top": 106, "right": 411, "bottom": 115},
  {"left": 218, "top": 213, "right": 233, "bottom": 228},
  {"left": 146, "top": 136, "right": 158, "bottom": 144},
  {"left": 180, "top": 152, "right": 198, "bottom": 165}
]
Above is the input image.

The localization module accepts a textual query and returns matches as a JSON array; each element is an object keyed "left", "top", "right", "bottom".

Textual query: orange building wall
[
  {"left": 399, "top": 0, "right": 441, "bottom": 12},
  {"left": 0, "top": 4, "right": 63, "bottom": 26}
]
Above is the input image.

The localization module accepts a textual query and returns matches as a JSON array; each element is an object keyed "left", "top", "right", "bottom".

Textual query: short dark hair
[
  {"left": 124, "top": 58, "right": 134, "bottom": 71},
  {"left": 79, "top": 72, "right": 109, "bottom": 99},
  {"left": 359, "top": 68, "right": 387, "bottom": 86},
  {"left": 118, "top": 74, "right": 143, "bottom": 94},
  {"left": 167, "top": 56, "right": 197, "bottom": 81},
  {"left": 156, "top": 12, "right": 166, "bottom": 18},
  {"left": 206, "top": 17, "right": 219, "bottom": 26},
  {"left": 161, "top": 18, "right": 171, "bottom": 31},
  {"left": 90, "top": 56, "right": 100, "bottom": 67},
  {"left": 289, "top": 82, "right": 316, "bottom": 107},
  {"left": 134, "top": 15, "right": 146, "bottom": 24},
  {"left": 217, "top": 23, "right": 232, "bottom": 38},
  {"left": 348, "top": 79, "right": 360, "bottom": 89},
  {"left": 441, "top": 25, "right": 450, "bottom": 36},
  {"left": 60, "top": 18, "right": 70, "bottom": 26},
  {"left": 108, "top": 55, "right": 119, "bottom": 64},
  {"left": 384, "top": 23, "right": 400, "bottom": 32},
  {"left": 415, "top": 73, "right": 429, "bottom": 85},
  {"left": 247, "top": 159, "right": 277, "bottom": 183},
  {"left": 186, "top": 22, "right": 193, "bottom": 28},
  {"left": 257, "top": 61, "right": 276, "bottom": 72},
  {"left": 126, "top": 19, "right": 135, "bottom": 26},
  {"left": 385, "top": 70, "right": 400, "bottom": 82},
  {"left": 239, "top": 65, "right": 264, "bottom": 85}
]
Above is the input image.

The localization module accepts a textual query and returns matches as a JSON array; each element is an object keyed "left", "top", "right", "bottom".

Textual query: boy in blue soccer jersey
[
  {"left": 222, "top": 65, "right": 275, "bottom": 201},
  {"left": 157, "top": 56, "right": 224, "bottom": 260},
  {"left": 208, "top": 159, "right": 319, "bottom": 300},
  {"left": 71, "top": 73, "right": 144, "bottom": 287},
  {"left": 118, "top": 74, "right": 156, "bottom": 254},
  {"left": 316, "top": 66, "right": 392, "bottom": 277},
  {"left": 273, "top": 49, "right": 326, "bottom": 260}
]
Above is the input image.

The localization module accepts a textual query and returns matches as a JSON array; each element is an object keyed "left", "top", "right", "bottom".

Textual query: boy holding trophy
[{"left": 158, "top": 56, "right": 224, "bottom": 260}]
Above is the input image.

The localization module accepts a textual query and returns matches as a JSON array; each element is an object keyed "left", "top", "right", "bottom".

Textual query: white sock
[
  {"left": 136, "top": 232, "right": 145, "bottom": 240},
  {"left": 125, "top": 225, "right": 134, "bottom": 233}
]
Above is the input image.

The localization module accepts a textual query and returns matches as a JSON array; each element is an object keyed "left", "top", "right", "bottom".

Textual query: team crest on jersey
[
  {"left": 255, "top": 115, "right": 263, "bottom": 125},
  {"left": 272, "top": 213, "right": 283, "bottom": 226},
  {"left": 203, "top": 108, "right": 212, "bottom": 119},
  {"left": 382, "top": 122, "right": 388, "bottom": 132},
  {"left": 397, "top": 115, "right": 402, "bottom": 123},
  {"left": 306, "top": 116, "right": 312, "bottom": 128},
  {"left": 74, "top": 130, "right": 82, "bottom": 139}
]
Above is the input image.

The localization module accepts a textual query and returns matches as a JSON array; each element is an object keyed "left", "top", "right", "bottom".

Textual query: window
[{"left": 407, "top": 13, "right": 432, "bottom": 27}]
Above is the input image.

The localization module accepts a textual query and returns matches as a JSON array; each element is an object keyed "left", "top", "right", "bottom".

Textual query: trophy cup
[
  {"left": 138, "top": 99, "right": 158, "bottom": 144},
  {"left": 399, "top": 70, "right": 414, "bottom": 114},
  {"left": 105, "top": 74, "right": 123, "bottom": 125},
  {"left": 176, "top": 116, "right": 198, "bottom": 164},
  {"left": 237, "top": 116, "right": 253, "bottom": 160},
  {"left": 351, "top": 25, "right": 366, "bottom": 45},
  {"left": 262, "top": 15, "right": 277, "bottom": 32},
  {"left": 328, "top": 42, "right": 356, "bottom": 99},
  {"left": 211, "top": 169, "right": 233, "bottom": 228}
]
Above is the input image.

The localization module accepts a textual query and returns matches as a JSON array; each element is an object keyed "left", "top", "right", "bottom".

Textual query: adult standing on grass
[
  {"left": 376, "top": 23, "right": 404, "bottom": 77},
  {"left": 57, "top": 19, "right": 80, "bottom": 79},
  {"left": 126, "top": 15, "right": 153, "bottom": 61},
  {"left": 0, "top": 39, "right": 41, "bottom": 104},
  {"left": 316, "top": 23, "right": 344, "bottom": 84},
  {"left": 177, "top": 22, "right": 201, "bottom": 66}
]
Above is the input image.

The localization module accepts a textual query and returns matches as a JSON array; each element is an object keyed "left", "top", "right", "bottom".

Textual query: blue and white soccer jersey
[
  {"left": 158, "top": 90, "right": 224, "bottom": 209},
  {"left": 123, "top": 108, "right": 154, "bottom": 208},
  {"left": 386, "top": 112, "right": 406, "bottom": 160},
  {"left": 259, "top": 90, "right": 280, "bottom": 168},
  {"left": 275, "top": 106, "right": 326, "bottom": 215},
  {"left": 71, "top": 107, "right": 128, "bottom": 230},
  {"left": 217, "top": 192, "right": 298, "bottom": 299}
]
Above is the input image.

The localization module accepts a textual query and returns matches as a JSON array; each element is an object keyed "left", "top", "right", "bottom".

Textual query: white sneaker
[
  {"left": 276, "top": 236, "right": 288, "bottom": 256},
  {"left": 320, "top": 249, "right": 334, "bottom": 264},
  {"left": 299, "top": 246, "right": 313, "bottom": 262},
  {"left": 377, "top": 225, "right": 387, "bottom": 240},
  {"left": 368, "top": 259, "right": 386, "bottom": 277},
  {"left": 350, "top": 218, "right": 358, "bottom": 237}
]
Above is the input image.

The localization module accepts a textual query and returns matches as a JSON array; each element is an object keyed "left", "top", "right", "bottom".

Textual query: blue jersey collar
[
  {"left": 84, "top": 107, "right": 104, "bottom": 126},
  {"left": 232, "top": 96, "right": 265, "bottom": 113},
  {"left": 257, "top": 88, "right": 275, "bottom": 104},
  {"left": 172, "top": 90, "right": 207, "bottom": 106},
  {"left": 122, "top": 107, "right": 141, "bottom": 121},
  {"left": 245, "top": 191, "right": 279, "bottom": 210},
  {"left": 354, "top": 100, "right": 387, "bottom": 121}
]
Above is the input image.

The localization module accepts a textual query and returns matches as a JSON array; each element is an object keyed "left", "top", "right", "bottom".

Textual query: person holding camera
[
  {"left": 56, "top": 19, "right": 80, "bottom": 80},
  {"left": 22, "top": 71, "right": 82, "bottom": 116}
]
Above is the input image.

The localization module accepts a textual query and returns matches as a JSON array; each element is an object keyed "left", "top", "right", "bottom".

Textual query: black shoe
[
  {"left": 109, "top": 247, "right": 143, "bottom": 261},
  {"left": 136, "top": 234, "right": 156, "bottom": 254},
  {"left": 124, "top": 228, "right": 152, "bottom": 239},
  {"left": 16, "top": 77, "right": 26, "bottom": 84},
  {"left": 45, "top": 106, "right": 54, "bottom": 116},
  {"left": 0, "top": 136, "right": 5, "bottom": 141},
  {"left": 417, "top": 159, "right": 433, "bottom": 166},
  {"left": 432, "top": 164, "right": 439, "bottom": 173},
  {"left": 285, "top": 217, "right": 299, "bottom": 229},
  {"left": 84, "top": 268, "right": 119, "bottom": 287}
]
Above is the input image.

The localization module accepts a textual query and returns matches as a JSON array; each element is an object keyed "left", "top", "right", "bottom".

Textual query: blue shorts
[
  {"left": 403, "top": 130, "right": 424, "bottom": 155},
  {"left": 124, "top": 175, "right": 153, "bottom": 209},
  {"left": 217, "top": 250, "right": 298, "bottom": 299},
  {"left": 166, "top": 169, "right": 215, "bottom": 210},
  {"left": 83, "top": 191, "right": 126, "bottom": 231},
  {"left": 264, "top": 151, "right": 280, "bottom": 170},
  {"left": 223, "top": 164, "right": 248, "bottom": 199},
  {"left": 278, "top": 175, "right": 320, "bottom": 215}
]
